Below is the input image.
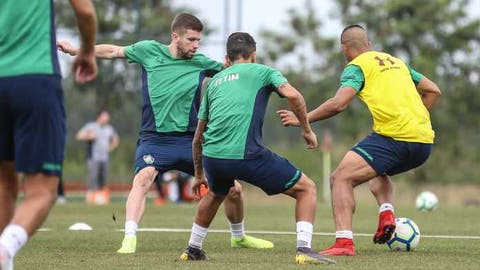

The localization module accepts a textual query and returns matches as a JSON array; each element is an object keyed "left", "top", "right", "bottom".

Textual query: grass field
[{"left": 15, "top": 188, "right": 480, "bottom": 270}]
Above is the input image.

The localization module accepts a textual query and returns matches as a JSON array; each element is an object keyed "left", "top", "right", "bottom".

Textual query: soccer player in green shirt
[
  {"left": 58, "top": 12, "right": 273, "bottom": 254},
  {"left": 0, "top": 0, "right": 97, "bottom": 269},
  {"left": 179, "top": 32, "right": 335, "bottom": 265}
]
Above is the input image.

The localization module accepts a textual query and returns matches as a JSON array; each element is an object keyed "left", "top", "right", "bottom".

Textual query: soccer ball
[
  {"left": 415, "top": 191, "right": 438, "bottom": 211},
  {"left": 387, "top": 217, "right": 420, "bottom": 251}
]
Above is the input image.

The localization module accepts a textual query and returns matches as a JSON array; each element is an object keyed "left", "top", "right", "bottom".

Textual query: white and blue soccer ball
[
  {"left": 415, "top": 191, "right": 438, "bottom": 211},
  {"left": 387, "top": 217, "right": 420, "bottom": 251}
]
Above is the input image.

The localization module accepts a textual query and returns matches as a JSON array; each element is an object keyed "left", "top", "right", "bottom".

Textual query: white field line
[
  {"left": 126, "top": 228, "right": 480, "bottom": 240},
  {"left": 38, "top": 227, "right": 480, "bottom": 239}
]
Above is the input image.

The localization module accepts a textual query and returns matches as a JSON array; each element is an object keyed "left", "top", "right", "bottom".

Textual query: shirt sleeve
[
  {"left": 124, "top": 40, "right": 155, "bottom": 65},
  {"left": 79, "top": 122, "right": 95, "bottom": 133},
  {"left": 198, "top": 88, "right": 209, "bottom": 121},
  {"left": 340, "top": 65, "right": 365, "bottom": 92},
  {"left": 264, "top": 66, "right": 288, "bottom": 97},
  {"left": 196, "top": 54, "right": 223, "bottom": 72},
  {"left": 407, "top": 65, "right": 424, "bottom": 84}
]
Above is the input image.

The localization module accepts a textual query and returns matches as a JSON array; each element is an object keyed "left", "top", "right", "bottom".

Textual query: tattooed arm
[{"left": 192, "top": 119, "right": 208, "bottom": 198}]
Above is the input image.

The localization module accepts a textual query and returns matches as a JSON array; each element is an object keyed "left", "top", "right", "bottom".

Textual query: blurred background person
[{"left": 76, "top": 110, "right": 119, "bottom": 205}]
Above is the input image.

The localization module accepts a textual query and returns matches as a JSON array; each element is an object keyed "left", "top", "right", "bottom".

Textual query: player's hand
[
  {"left": 57, "top": 40, "right": 78, "bottom": 56},
  {"left": 72, "top": 51, "right": 97, "bottom": 83},
  {"left": 86, "top": 130, "right": 97, "bottom": 140},
  {"left": 276, "top": 110, "right": 300, "bottom": 127},
  {"left": 302, "top": 130, "right": 318, "bottom": 149},
  {"left": 192, "top": 175, "right": 208, "bottom": 200}
]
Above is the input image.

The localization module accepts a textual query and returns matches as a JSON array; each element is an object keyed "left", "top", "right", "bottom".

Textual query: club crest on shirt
[{"left": 143, "top": 155, "right": 155, "bottom": 164}]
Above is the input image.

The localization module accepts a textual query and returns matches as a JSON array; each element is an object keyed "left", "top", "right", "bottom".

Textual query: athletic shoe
[
  {"left": 295, "top": 247, "right": 336, "bottom": 265},
  {"left": 179, "top": 246, "right": 208, "bottom": 261},
  {"left": 373, "top": 210, "right": 396, "bottom": 244},
  {"left": 0, "top": 245, "right": 13, "bottom": 270},
  {"left": 153, "top": 197, "right": 166, "bottom": 205},
  {"left": 320, "top": 238, "right": 356, "bottom": 256},
  {"left": 116, "top": 235, "right": 137, "bottom": 254},
  {"left": 231, "top": 235, "right": 274, "bottom": 249}
]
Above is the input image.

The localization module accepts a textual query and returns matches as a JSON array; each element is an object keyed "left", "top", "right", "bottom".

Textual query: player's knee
[
  {"left": 133, "top": 168, "right": 156, "bottom": 190},
  {"left": 330, "top": 170, "right": 342, "bottom": 188},
  {"left": 27, "top": 185, "right": 57, "bottom": 206},
  {"left": 303, "top": 178, "right": 317, "bottom": 197},
  {"left": 226, "top": 182, "right": 243, "bottom": 201},
  {"left": 293, "top": 175, "right": 316, "bottom": 197}
]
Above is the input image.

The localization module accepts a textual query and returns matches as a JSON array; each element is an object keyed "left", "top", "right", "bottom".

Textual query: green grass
[{"left": 15, "top": 191, "right": 480, "bottom": 270}]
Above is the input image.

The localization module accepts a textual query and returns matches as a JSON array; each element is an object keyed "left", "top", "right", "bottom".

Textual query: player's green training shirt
[
  {"left": 0, "top": 0, "right": 60, "bottom": 77},
  {"left": 124, "top": 40, "right": 222, "bottom": 134},
  {"left": 198, "top": 63, "right": 288, "bottom": 159}
]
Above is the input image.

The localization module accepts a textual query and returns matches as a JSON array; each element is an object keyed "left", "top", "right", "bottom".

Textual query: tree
[{"left": 260, "top": 0, "right": 480, "bottom": 183}]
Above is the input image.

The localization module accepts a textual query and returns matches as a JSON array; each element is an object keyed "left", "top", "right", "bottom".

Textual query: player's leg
[
  {"left": 98, "top": 161, "right": 107, "bottom": 189},
  {"left": 320, "top": 150, "right": 377, "bottom": 256},
  {"left": 117, "top": 166, "right": 158, "bottom": 254},
  {"left": 281, "top": 174, "right": 335, "bottom": 265},
  {"left": 0, "top": 81, "right": 17, "bottom": 233},
  {"left": 369, "top": 175, "right": 396, "bottom": 244},
  {"left": 1, "top": 74, "right": 65, "bottom": 269},
  {"left": 240, "top": 150, "right": 334, "bottom": 265},
  {"left": 0, "top": 162, "right": 17, "bottom": 233},
  {"left": 85, "top": 159, "right": 98, "bottom": 204},
  {"left": 177, "top": 137, "right": 273, "bottom": 249},
  {"left": 0, "top": 173, "right": 58, "bottom": 270},
  {"left": 180, "top": 185, "right": 226, "bottom": 261},
  {"left": 224, "top": 181, "right": 274, "bottom": 249},
  {"left": 368, "top": 141, "right": 432, "bottom": 245},
  {"left": 56, "top": 174, "right": 66, "bottom": 204}
]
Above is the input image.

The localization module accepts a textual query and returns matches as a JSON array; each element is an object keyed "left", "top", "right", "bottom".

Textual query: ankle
[{"left": 335, "top": 238, "right": 354, "bottom": 247}]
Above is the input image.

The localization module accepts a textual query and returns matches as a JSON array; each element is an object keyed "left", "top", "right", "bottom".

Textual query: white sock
[
  {"left": 230, "top": 221, "right": 245, "bottom": 238},
  {"left": 0, "top": 224, "right": 28, "bottom": 258},
  {"left": 379, "top": 203, "right": 395, "bottom": 213},
  {"left": 296, "top": 221, "right": 313, "bottom": 248},
  {"left": 335, "top": 230, "right": 353, "bottom": 239},
  {"left": 188, "top": 223, "right": 208, "bottom": 249},
  {"left": 124, "top": 220, "right": 138, "bottom": 237}
]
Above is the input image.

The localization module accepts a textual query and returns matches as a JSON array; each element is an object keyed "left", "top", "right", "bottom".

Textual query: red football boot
[
  {"left": 320, "top": 238, "right": 356, "bottom": 256},
  {"left": 373, "top": 210, "right": 396, "bottom": 244}
]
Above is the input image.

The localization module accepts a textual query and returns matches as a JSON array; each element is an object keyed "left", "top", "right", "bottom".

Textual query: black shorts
[
  {"left": 134, "top": 133, "right": 195, "bottom": 181},
  {"left": 351, "top": 133, "right": 432, "bottom": 176},
  {"left": 203, "top": 149, "right": 302, "bottom": 196},
  {"left": 0, "top": 74, "right": 65, "bottom": 176}
]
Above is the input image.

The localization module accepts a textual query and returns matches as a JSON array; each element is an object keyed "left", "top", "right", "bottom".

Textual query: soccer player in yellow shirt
[{"left": 278, "top": 24, "right": 441, "bottom": 256}]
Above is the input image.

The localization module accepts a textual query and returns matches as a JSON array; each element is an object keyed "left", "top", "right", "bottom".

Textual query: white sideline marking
[
  {"left": 38, "top": 227, "right": 480, "bottom": 240},
  {"left": 126, "top": 228, "right": 480, "bottom": 240}
]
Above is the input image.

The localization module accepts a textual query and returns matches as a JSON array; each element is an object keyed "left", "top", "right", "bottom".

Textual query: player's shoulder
[
  {"left": 232, "top": 63, "right": 278, "bottom": 74},
  {"left": 192, "top": 52, "right": 221, "bottom": 65},
  {"left": 130, "top": 40, "right": 165, "bottom": 50}
]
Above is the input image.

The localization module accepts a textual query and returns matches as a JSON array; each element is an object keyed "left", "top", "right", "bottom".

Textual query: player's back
[
  {"left": 0, "top": 0, "right": 60, "bottom": 77},
  {"left": 349, "top": 51, "right": 434, "bottom": 143},
  {"left": 200, "top": 63, "right": 287, "bottom": 159}
]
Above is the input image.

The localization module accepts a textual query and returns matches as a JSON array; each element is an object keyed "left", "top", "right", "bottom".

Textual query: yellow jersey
[{"left": 346, "top": 51, "right": 434, "bottom": 143}]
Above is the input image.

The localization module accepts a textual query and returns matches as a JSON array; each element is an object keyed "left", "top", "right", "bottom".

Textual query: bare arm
[
  {"left": 58, "top": 40, "right": 126, "bottom": 59},
  {"left": 70, "top": 0, "right": 96, "bottom": 54},
  {"left": 192, "top": 120, "right": 209, "bottom": 198},
  {"left": 76, "top": 128, "right": 96, "bottom": 141},
  {"left": 109, "top": 134, "right": 120, "bottom": 152},
  {"left": 416, "top": 76, "right": 441, "bottom": 110},
  {"left": 277, "top": 83, "right": 318, "bottom": 149},
  {"left": 69, "top": 0, "right": 97, "bottom": 83},
  {"left": 308, "top": 86, "right": 357, "bottom": 122}
]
